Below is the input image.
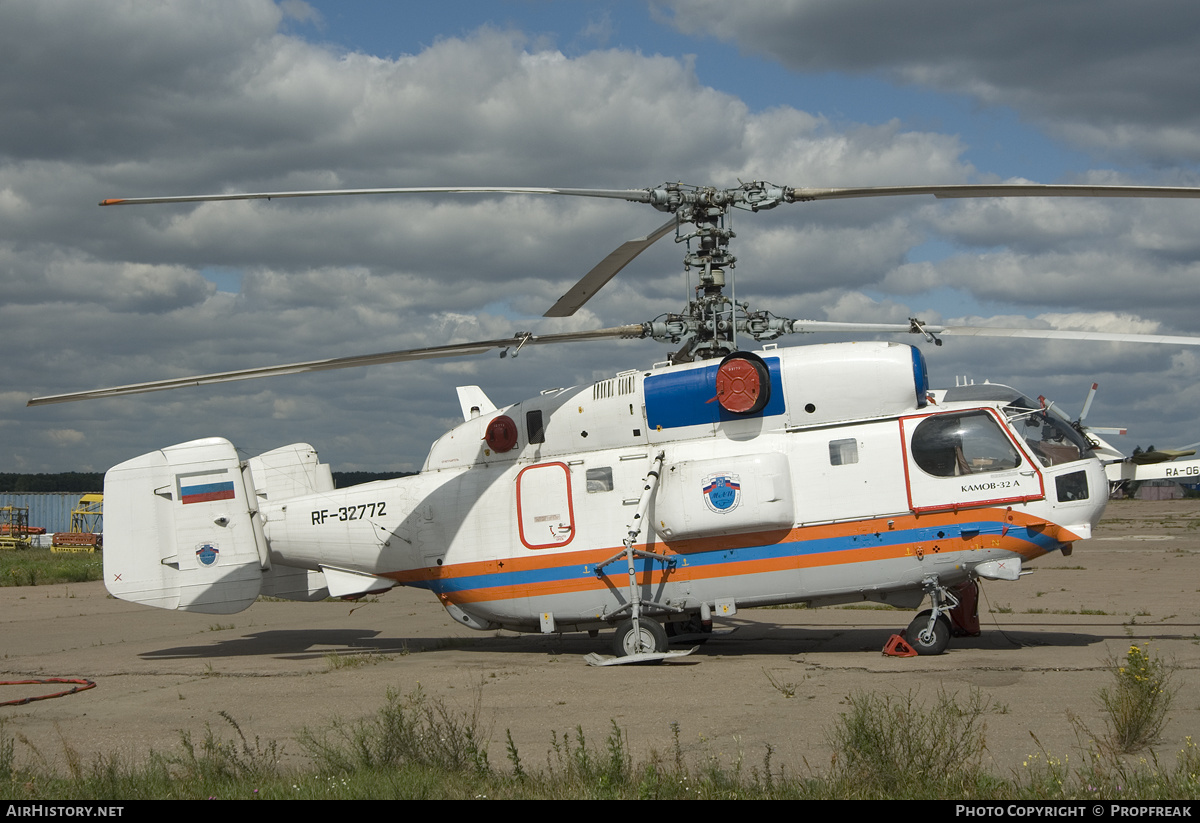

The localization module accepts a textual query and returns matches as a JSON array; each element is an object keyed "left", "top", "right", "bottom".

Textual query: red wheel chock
[{"left": 882, "top": 634, "right": 917, "bottom": 657}]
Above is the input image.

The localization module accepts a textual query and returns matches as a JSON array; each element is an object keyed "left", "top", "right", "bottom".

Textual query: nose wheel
[{"left": 905, "top": 609, "right": 951, "bottom": 655}]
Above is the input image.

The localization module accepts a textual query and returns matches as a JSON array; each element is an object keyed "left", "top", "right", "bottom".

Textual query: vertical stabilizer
[{"left": 104, "top": 437, "right": 266, "bottom": 614}]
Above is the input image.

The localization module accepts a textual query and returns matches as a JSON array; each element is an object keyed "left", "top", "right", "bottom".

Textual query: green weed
[
  {"left": 825, "top": 689, "right": 995, "bottom": 798},
  {"left": 299, "top": 685, "right": 490, "bottom": 776},
  {"left": 0, "top": 721, "right": 14, "bottom": 783},
  {"left": 171, "top": 712, "right": 283, "bottom": 783},
  {"left": 1097, "top": 643, "right": 1176, "bottom": 754},
  {"left": 764, "top": 668, "right": 801, "bottom": 698}
]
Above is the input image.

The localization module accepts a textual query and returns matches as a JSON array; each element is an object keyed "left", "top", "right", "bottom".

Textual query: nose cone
[{"left": 1046, "top": 459, "right": 1110, "bottom": 543}]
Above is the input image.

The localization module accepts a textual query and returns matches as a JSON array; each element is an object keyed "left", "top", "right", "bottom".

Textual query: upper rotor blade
[
  {"left": 27, "top": 325, "right": 646, "bottom": 406},
  {"left": 544, "top": 217, "right": 678, "bottom": 317},
  {"left": 99, "top": 186, "right": 654, "bottom": 207},
  {"left": 788, "top": 184, "right": 1200, "bottom": 202},
  {"left": 101, "top": 182, "right": 1200, "bottom": 208}
]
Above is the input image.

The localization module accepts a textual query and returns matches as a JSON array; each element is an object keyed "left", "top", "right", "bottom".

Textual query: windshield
[{"left": 1002, "top": 396, "right": 1094, "bottom": 467}]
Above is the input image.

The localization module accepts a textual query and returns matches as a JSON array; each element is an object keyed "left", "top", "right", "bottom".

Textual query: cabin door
[{"left": 515, "top": 462, "right": 576, "bottom": 549}]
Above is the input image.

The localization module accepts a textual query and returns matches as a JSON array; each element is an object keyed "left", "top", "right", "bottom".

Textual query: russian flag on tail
[{"left": 178, "top": 469, "right": 236, "bottom": 504}]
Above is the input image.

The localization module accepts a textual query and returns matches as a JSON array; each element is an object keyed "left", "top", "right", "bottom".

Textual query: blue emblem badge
[
  {"left": 196, "top": 543, "right": 219, "bottom": 566},
  {"left": 701, "top": 473, "right": 741, "bottom": 514}
]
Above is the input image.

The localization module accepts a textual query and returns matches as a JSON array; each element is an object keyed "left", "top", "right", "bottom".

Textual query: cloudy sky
[{"left": 4, "top": 0, "right": 1200, "bottom": 474}]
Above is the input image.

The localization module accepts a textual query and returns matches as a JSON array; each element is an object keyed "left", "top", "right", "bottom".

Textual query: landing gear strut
[{"left": 586, "top": 453, "right": 697, "bottom": 665}]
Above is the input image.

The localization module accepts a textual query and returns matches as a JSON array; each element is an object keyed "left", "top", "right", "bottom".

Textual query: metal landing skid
[
  {"left": 583, "top": 621, "right": 735, "bottom": 665},
  {"left": 584, "top": 646, "right": 699, "bottom": 667}
]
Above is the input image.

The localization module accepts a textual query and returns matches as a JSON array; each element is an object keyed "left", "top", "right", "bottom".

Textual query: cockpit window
[
  {"left": 911, "top": 412, "right": 1022, "bottom": 477},
  {"left": 1002, "top": 400, "right": 1093, "bottom": 467}
]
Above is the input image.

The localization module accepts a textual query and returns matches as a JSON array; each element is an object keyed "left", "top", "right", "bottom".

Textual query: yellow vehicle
[
  {"left": 0, "top": 505, "right": 32, "bottom": 551},
  {"left": 51, "top": 493, "right": 102, "bottom": 553}
]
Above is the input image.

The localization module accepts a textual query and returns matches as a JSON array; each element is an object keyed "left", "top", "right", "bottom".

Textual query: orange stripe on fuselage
[{"left": 382, "top": 507, "right": 1064, "bottom": 605}]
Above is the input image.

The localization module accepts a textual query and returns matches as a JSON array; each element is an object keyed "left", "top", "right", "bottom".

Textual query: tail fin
[{"left": 104, "top": 437, "right": 267, "bottom": 614}]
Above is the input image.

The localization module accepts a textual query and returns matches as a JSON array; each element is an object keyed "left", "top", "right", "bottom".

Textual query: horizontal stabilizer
[
  {"left": 261, "top": 563, "right": 328, "bottom": 602},
  {"left": 320, "top": 565, "right": 396, "bottom": 599}
]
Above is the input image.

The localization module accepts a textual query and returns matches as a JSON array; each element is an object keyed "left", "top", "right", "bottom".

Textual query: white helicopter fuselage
[{"left": 103, "top": 340, "right": 1108, "bottom": 651}]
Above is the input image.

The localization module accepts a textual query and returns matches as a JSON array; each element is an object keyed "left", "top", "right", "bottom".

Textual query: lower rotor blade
[
  {"left": 785, "top": 320, "right": 1200, "bottom": 347},
  {"left": 544, "top": 217, "right": 678, "bottom": 317},
  {"left": 935, "top": 326, "right": 1200, "bottom": 346},
  {"left": 27, "top": 325, "right": 646, "bottom": 406}
]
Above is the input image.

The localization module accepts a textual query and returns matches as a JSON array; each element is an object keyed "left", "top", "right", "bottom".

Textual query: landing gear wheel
[
  {"left": 613, "top": 618, "right": 669, "bottom": 657},
  {"left": 905, "top": 609, "right": 951, "bottom": 656}
]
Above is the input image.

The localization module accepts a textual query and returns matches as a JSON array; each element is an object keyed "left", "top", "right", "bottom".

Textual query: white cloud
[{"left": 3, "top": 2, "right": 1199, "bottom": 471}]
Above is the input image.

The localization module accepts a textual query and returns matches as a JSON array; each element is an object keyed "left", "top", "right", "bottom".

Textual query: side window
[
  {"left": 829, "top": 438, "right": 858, "bottom": 466},
  {"left": 526, "top": 410, "right": 545, "bottom": 444},
  {"left": 911, "top": 412, "right": 1021, "bottom": 477},
  {"left": 586, "top": 467, "right": 613, "bottom": 493}
]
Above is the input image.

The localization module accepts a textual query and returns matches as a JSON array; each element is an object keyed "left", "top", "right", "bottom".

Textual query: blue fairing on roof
[
  {"left": 644, "top": 357, "right": 785, "bottom": 430},
  {"left": 911, "top": 345, "right": 929, "bottom": 409}
]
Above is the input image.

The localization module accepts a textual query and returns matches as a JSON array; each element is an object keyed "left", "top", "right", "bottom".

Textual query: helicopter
[
  {"left": 1068, "top": 383, "right": 1200, "bottom": 493},
  {"left": 28, "top": 181, "right": 1200, "bottom": 662}
]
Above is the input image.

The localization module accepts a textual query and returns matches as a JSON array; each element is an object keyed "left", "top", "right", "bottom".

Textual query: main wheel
[
  {"left": 612, "top": 618, "right": 669, "bottom": 657},
  {"left": 905, "top": 609, "right": 951, "bottom": 656}
]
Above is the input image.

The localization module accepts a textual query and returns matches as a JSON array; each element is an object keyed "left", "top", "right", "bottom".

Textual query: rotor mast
[{"left": 640, "top": 182, "right": 792, "bottom": 361}]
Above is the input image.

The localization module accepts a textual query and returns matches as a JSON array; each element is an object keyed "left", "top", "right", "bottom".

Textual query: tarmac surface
[{"left": 3, "top": 498, "right": 1199, "bottom": 779}]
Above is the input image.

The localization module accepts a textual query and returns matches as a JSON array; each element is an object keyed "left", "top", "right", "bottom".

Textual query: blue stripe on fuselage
[{"left": 408, "top": 519, "right": 1059, "bottom": 596}]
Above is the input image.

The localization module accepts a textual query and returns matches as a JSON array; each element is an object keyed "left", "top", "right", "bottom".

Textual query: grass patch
[
  {"left": 323, "top": 650, "right": 393, "bottom": 671},
  {"left": 2, "top": 678, "right": 1198, "bottom": 799},
  {"left": 0, "top": 549, "right": 101, "bottom": 587}
]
